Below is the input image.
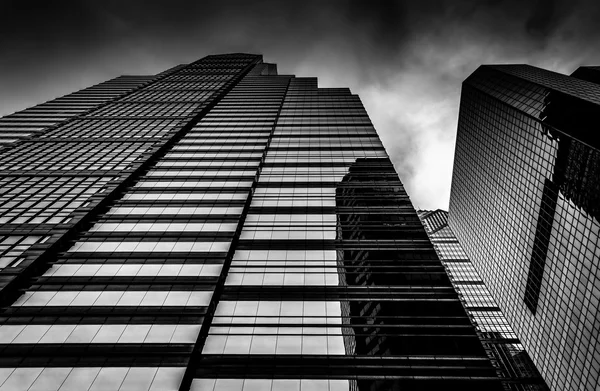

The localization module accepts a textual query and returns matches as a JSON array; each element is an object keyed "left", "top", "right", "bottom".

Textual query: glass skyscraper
[
  {"left": 418, "top": 209, "right": 548, "bottom": 390},
  {"left": 0, "top": 53, "right": 503, "bottom": 390},
  {"left": 449, "top": 64, "right": 600, "bottom": 391}
]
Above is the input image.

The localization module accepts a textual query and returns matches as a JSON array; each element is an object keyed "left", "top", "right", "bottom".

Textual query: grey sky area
[{"left": 1, "top": 0, "right": 600, "bottom": 209}]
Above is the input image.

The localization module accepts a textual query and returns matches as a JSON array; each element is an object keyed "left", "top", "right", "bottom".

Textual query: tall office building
[
  {"left": 418, "top": 209, "right": 548, "bottom": 390},
  {"left": 449, "top": 64, "right": 600, "bottom": 390},
  {"left": 0, "top": 53, "right": 501, "bottom": 390}
]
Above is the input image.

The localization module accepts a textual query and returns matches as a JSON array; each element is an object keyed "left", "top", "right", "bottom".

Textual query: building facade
[
  {"left": 418, "top": 209, "right": 548, "bottom": 390},
  {"left": 0, "top": 54, "right": 503, "bottom": 390},
  {"left": 449, "top": 64, "right": 600, "bottom": 390}
]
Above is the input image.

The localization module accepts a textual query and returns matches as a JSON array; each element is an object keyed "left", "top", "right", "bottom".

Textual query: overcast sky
[{"left": 1, "top": 0, "right": 600, "bottom": 209}]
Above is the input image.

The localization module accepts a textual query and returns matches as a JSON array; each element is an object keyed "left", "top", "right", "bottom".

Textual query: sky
[{"left": 1, "top": 0, "right": 600, "bottom": 210}]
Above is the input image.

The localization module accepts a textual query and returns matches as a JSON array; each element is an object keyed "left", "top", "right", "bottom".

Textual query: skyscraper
[
  {"left": 449, "top": 64, "right": 600, "bottom": 391},
  {"left": 418, "top": 209, "right": 548, "bottom": 390},
  {"left": 0, "top": 53, "right": 501, "bottom": 390}
]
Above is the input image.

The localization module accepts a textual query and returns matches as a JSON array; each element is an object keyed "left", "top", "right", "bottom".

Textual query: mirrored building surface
[
  {"left": 418, "top": 209, "right": 548, "bottom": 390},
  {"left": 0, "top": 54, "right": 502, "bottom": 390},
  {"left": 449, "top": 64, "right": 600, "bottom": 391}
]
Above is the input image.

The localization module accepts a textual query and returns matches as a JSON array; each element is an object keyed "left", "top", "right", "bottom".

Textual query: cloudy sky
[{"left": 1, "top": 0, "right": 600, "bottom": 209}]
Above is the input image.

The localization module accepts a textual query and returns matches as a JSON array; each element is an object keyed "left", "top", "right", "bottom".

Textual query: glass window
[
  {"left": 170, "top": 325, "right": 201, "bottom": 343},
  {"left": 145, "top": 325, "right": 177, "bottom": 343},
  {"left": 68, "top": 240, "right": 231, "bottom": 253},
  {"left": 0, "top": 368, "right": 44, "bottom": 391},
  {"left": 65, "top": 325, "right": 101, "bottom": 343},
  {"left": 92, "top": 325, "right": 126, "bottom": 343},
  {"left": 148, "top": 367, "right": 186, "bottom": 391},
  {"left": 39, "top": 324, "right": 76, "bottom": 343},
  {"left": 60, "top": 367, "right": 101, "bottom": 390},
  {"left": 89, "top": 367, "right": 129, "bottom": 391},
  {"left": 28, "top": 368, "right": 73, "bottom": 391},
  {"left": 191, "top": 379, "right": 351, "bottom": 391},
  {"left": 223, "top": 335, "right": 251, "bottom": 354},
  {"left": 0, "top": 325, "right": 25, "bottom": 343},
  {"left": 249, "top": 335, "right": 276, "bottom": 354},
  {"left": 13, "top": 290, "right": 212, "bottom": 307},
  {"left": 119, "top": 367, "right": 158, "bottom": 391},
  {"left": 11, "top": 325, "right": 50, "bottom": 344}
]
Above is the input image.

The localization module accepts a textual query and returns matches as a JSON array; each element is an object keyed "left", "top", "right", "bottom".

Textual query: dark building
[
  {"left": 0, "top": 54, "right": 501, "bottom": 390},
  {"left": 449, "top": 64, "right": 600, "bottom": 391},
  {"left": 418, "top": 209, "right": 548, "bottom": 390},
  {"left": 571, "top": 66, "right": 600, "bottom": 85}
]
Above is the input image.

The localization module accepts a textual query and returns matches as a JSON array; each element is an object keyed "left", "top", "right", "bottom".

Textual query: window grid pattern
[
  {"left": 491, "top": 64, "right": 600, "bottom": 105},
  {"left": 86, "top": 103, "right": 198, "bottom": 118},
  {"left": 449, "top": 66, "right": 600, "bottom": 390},
  {"left": 192, "top": 74, "right": 502, "bottom": 390},
  {"left": 0, "top": 142, "right": 156, "bottom": 171},
  {"left": 0, "top": 236, "right": 48, "bottom": 269},
  {"left": 0, "top": 54, "right": 261, "bottom": 391},
  {"left": 0, "top": 366, "right": 185, "bottom": 391},
  {"left": 0, "top": 76, "right": 153, "bottom": 146},
  {"left": 41, "top": 119, "right": 180, "bottom": 139},
  {"left": 0, "top": 55, "right": 504, "bottom": 391},
  {"left": 0, "top": 177, "right": 112, "bottom": 225},
  {"left": 419, "top": 210, "right": 548, "bottom": 387}
]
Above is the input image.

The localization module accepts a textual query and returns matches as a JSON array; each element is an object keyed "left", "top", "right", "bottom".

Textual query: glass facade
[
  {"left": 0, "top": 76, "right": 155, "bottom": 146},
  {"left": 449, "top": 64, "right": 600, "bottom": 391},
  {"left": 0, "top": 54, "right": 501, "bottom": 390},
  {"left": 418, "top": 209, "right": 548, "bottom": 390}
]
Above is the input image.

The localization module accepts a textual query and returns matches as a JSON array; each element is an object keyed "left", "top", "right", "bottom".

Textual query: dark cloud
[
  {"left": 1, "top": 0, "right": 600, "bottom": 209},
  {"left": 525, "top": 0, "right": 567, "bottom": 38}
]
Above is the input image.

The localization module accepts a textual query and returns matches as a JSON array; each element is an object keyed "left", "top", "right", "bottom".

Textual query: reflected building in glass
[
  {"left": 0, "top": 53, "right": 502, "bottom": 390},
  {"left": 449, "top": 64, "right": 600, "bottom": 391},
  {"left": 418, "top": 209, "right": 548, "bottom": 390}
]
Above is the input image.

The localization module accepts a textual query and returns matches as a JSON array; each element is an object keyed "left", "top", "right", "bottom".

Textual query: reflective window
[
  {"left": 0, "top": 235, "right": 48, "bottom": 268},
  {"left": 0, "top": 367, "right": 185, "bottom": 391},
  {"left": 45, "top": 263, "right": 222, "bottom": 277},
  {"left": 90, "top": 221, "right": 237, "bottom": 233},
  {"left": 107, "top": 206, "right": 243, "bottom": 215},
  {"left": 68, "top": 240, "right": 231, "bottom": 253},
  {"left": 191, "top": 378, "right": 350, "bottom": 391},
  {"left": 0, "top": 324, "right": 199, "bottom": 344},
  {"left": 12, "top": 290, "right": 212, "bottom": 307}
]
